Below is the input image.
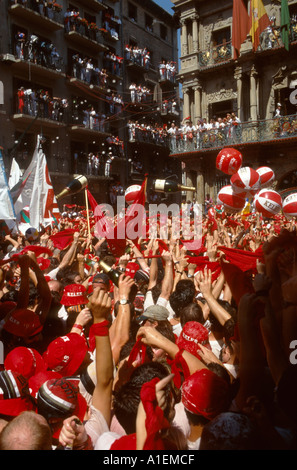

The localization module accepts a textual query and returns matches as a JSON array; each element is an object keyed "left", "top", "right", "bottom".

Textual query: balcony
[
  {"left": 9, "top": 2, "right": 63, "bottom": 32},
  {"left": 67, "top": 109, "right": 111, "bottom": 140},
  {"left": 198, "top": 41, "right": 232, "bottom": 69},
  {"left": 258, "top": 22, "right": 297, "bottom": 52},
  {"left": 65, "top": 27, "right": 109, "bottom": 53},
  {"left": 169, "top": 115, "right": 297, "bottom": 155}
]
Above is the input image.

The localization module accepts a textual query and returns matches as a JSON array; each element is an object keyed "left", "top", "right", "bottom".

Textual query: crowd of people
[
  {"left": 125, "top": 45, "right": 151, "bottom": 70},
  {"left": 16, "top": 86, "right": 68, "bottom": 121},
  {"left": 127, "top": 120, "right": 170, "bottom": 146},
  {"left": 14, "top": 31, "right": 63, "bottom": 71},
  {"left": 71, "top": 54, "right": 108, "bottom": 88},
  {"left": 128, "top": 83, "right": 152, "bottom": 104},
  {"left": 0, "top": 194, "right": 296, "bottom": 451},
  {"left": 11, "top": 0, "right": 63, "bottom": 20},
  {"left": 158, "top": 60, "right": 177, "bottom": 83}
]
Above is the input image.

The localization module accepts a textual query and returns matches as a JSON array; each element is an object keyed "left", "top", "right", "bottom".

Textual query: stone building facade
[{"left": 171, "top": 0, "right": 297, "bottom": 206}]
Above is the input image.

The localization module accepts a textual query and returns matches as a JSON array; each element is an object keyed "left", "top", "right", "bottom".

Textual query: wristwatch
[{"left": 120, "top": 298, "right": 128, "bottom": 305}]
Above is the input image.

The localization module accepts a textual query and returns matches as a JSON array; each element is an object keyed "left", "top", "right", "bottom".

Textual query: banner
[{"left": 14, "top": 136, "right": 60, "bottom": 229}]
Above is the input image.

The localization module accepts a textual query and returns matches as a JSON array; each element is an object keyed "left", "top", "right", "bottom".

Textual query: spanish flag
[{"left": 249, "top": 0, "right": 271, "bottom": 51}]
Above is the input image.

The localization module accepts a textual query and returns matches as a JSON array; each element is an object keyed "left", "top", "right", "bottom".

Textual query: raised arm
[{"left": 89, "top": 288, "right": 113, "bottom": 427}]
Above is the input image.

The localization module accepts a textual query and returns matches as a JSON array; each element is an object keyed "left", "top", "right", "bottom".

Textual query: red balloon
[
  {"left": 217, "top": 185, "right": 246, "bottom": 212},
  {"left": 124, "top": 185, "right": 141, "bottom": 205},
  {"left": 216, "top": 148, "right": 243, "bottom": 175},
  {"left": 231, "top": 167, "right": 261, "bottom": 196},
  {"left": 254, "top": 189, "right": 282, "bottom": 218},
  {"left": 256, "top": 166, "right": 275, "bottom": 188},
  {"left": 282, "top": 193, "right": 297, "bottom": 218}
]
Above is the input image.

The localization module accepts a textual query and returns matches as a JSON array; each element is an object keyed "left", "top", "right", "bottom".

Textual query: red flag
[
  {"left": 49, "top": 228, "right": 75, "bottom": 250},
  {"left": 91, "top": 178, "right": 147, "bottom": 258},
  {"left": 218, "top": 245, "right": 264, "bottom": 272},
  {"left": 232, "top": 0, "right": 250, "bottom": 59}
]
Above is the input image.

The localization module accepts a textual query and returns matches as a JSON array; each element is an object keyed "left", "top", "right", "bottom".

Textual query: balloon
[
  {"left": 217, "top": 185, "right": 246, "bottom": 212},
  {"left": 216, "top": 148, "right": 243, "bottom": 175},
  {"left": 256, "top": 166, "right": 275, "bottom": 188},
  {"left": 124, "top": 185, "right": 142, "bottom": 205},
  {"left": 231, "top": 167, "right": 261, "bottom": 197},
  {"left": 254, "top": 189, "right": 282, "bottom": 218},
  {"left": 282, "top": 193, "right": 297, "bottom": 218}
]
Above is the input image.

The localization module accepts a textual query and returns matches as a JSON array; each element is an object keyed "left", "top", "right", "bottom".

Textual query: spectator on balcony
[
  {"left": 105, "top": 155, "right": 113, "bottom": 177},
  {"left": 159, "top": 60, "right": 166, "bottom": 80},
  {"left": 129, "top": 82, "right": 137, "bottom": 103},
  {"left": 17, "top": 87, "right": 25, "bottom": 114},
  {"left": 274, "top": 103, "right": 282, "bottom": 118},
  {"left": 143, "top": 50, "right": 150, "bottom": 70},
  {"left": 15, "top": 31, "right": 26, "bottom": 59},
  {"left": 86, "top": 59, "right": 94, "bottom": 85},
  {"left": 64, "top": 8, "right": 71, "bottom": 33},
  {"left": 167, "top": 122, "right": 177, "bottom": 152},
  {"left": 36, "top": 0, "right": 45, "bottom": 15}
]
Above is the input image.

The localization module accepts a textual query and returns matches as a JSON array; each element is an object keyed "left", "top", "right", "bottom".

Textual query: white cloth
[
  {"left": 187, "top": 437, "right": 201, "bottom": 450},
  {"left": 84, "top": 405, "right": 110, "bottom": 447}
]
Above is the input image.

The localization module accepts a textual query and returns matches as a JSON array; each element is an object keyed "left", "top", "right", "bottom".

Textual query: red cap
[
  {"left": 43, "top": 333, "right": 88, "bottom": 377},
  {"left": 3, "top": 309, "right": 43, "bottom": 338},
  {"left": 4, "top": 347, "right": 47, "bottom": 379}
]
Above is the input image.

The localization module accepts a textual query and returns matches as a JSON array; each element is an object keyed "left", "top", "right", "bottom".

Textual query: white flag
[
  {"left": 14, "top": 136, "right": 60, "bottom": 229},
  {"left": 0, "top": 149, "right": 16, "bottom": 220},
  {"left": 8, "top": 158, "right": 23, "bottom": 190}
]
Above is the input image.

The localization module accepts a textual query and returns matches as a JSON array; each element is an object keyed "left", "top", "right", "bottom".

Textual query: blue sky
[{"left": 156, "top": 0, "right": 174, "bottom": 14}]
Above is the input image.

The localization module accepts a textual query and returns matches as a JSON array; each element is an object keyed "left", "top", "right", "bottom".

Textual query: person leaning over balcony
[{"left": 274, "top": 103, "right": 282, "bottom": 118}]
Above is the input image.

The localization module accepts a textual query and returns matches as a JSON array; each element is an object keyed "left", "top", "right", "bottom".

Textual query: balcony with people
[
  {"left": 168, "top": 112, "right": 297, "bottom": 155},
  {"left": 9, "top": 0, "right": 64, "bottom": 31},
  {"left": 67, "top": 51, "right": 108, "bottom": 93},
  {"left": 12, "top": 84, "right": 68, "bottom": 129},
  {"left": 8, "top": 29, "right": 65, "bottom": 80},
  {"left": 67, "top": 96, "right": 110, "bottom": 138},
  {"left": 64, "top": 7, "right": 109, "bottom": 53},
  {"left": 124, "top": 44, "right": 152, "bottom": 73}
]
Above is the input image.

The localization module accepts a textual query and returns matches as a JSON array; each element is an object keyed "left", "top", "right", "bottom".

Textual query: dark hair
[
  {"left": 207, "top": 362, "right": 231, "bottom": 386},
  {"left": 184, "top": 408, "right": 209, "bottom": 427},
  {"left": 56, "top": 267, "right": 80, "bottom": 286},
  {"left": 113, "top": 361, "right": 173, "bottom": 435},
  {"left": 169, "top": 281, "right": 196, "bottom": 317},
  {"left": 180, "top": 303, "right": 204, "bottom": 328}
]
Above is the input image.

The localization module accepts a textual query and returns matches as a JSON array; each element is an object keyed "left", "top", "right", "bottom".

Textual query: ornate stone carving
[{"left": 207, "top": 88, "right": 237, "bottom": 103}]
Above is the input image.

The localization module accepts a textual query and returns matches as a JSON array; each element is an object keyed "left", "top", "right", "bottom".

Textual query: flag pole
[{"left": 85, "top": 187, "right": 91, "bottom": 244}]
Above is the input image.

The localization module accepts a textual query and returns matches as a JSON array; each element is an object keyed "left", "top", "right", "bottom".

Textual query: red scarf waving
[{"left": 140, "top": 377, "right": 170, "bottom": 450}]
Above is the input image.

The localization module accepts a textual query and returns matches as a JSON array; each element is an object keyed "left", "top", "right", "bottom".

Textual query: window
[
  {"left": 145, "top": 14, "right": 153, "bottom": 32},
  {"left": 160, "top": 24, "right": 168, "bottom": 41},
  {"left": 128, "top": 2, "right": 137, "bottom": 22},
  {"left": 212, "top": 27, "right": 231, "bottom": 46}
]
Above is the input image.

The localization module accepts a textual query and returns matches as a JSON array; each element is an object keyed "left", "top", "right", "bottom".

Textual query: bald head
[{"left": 0, "top": 412, "right": 52, "bottom": 450}]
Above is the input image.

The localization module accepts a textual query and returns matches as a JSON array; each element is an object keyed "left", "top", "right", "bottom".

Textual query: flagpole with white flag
[{"left": 14, "top": 135, "right": 61, "bottom": 230}]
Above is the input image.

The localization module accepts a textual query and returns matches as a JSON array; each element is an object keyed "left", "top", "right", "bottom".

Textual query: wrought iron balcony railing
[
  {"left": 169, "top": 114, "right": 297, "bottom": 154},
  {"left": 198, "top": 41, "right": 232, "bottom": 68},
  {"left": 259, "top": 22, "right": 297, "bottom": 51}
]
